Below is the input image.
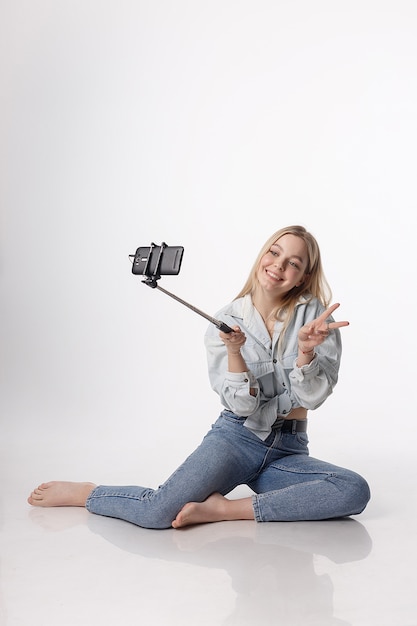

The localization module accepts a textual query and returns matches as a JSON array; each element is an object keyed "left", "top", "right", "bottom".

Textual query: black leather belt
[{"left": 277, "top": 419, "right": 308, "bottom": 433}]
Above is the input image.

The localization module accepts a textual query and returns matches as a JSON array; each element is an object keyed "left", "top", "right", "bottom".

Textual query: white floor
[{"left": 1, "top": 443, "right": 416, "bottom": 626}]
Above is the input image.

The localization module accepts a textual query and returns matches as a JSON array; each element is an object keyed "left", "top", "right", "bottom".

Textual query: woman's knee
[{"left": 339, "top": 470, "right": 371, "bottom": 516}]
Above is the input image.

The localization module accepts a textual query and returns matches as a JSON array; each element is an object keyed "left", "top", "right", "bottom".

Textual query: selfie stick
[
  {"left": 144, "top": 281, "right": 234, "bottom": 333},
  {"left": 132, "top": 243, "right": 234, "bottom": 334}
]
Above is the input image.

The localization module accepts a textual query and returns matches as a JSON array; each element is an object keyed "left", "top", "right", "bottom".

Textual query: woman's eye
[
  {"left": 289, "top": 261, "right": 299, "bottom": 269},
  {"left": 270, "top": 249, "right": 278, "bottom": 257}
]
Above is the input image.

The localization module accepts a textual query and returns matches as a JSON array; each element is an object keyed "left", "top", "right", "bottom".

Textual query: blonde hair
[{"left": 235, "top": 225, "right": 332, "bottom": 350}]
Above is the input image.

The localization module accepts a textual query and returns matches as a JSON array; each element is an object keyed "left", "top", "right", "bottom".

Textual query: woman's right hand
[
  {"left": 219, "top": 325, "right": 247, "bottom": 355},
  {"left": 220, "top": 326, "right": 256, "bottom": 394}
]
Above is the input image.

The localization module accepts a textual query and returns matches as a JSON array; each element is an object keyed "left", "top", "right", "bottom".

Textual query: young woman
[{"left": 28, "top": 225, "right": 370, "bottom": 528}]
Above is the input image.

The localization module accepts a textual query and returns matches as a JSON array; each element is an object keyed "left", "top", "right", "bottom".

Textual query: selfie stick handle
[{"left": 146, "top": 282, "right": 234, "bottom": 334}]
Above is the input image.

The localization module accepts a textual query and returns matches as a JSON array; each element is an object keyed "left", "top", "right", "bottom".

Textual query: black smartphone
[
  {"left": 131, "top": 244, "right": 184, "bottom": 277},
  {"left": 131, "top": 242, "right": 233, "bottom": 333}
]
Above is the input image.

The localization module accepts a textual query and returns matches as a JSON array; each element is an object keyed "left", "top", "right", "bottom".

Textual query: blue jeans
[{"left": 85, "top": 411, "right": 370, "bottom": 529}]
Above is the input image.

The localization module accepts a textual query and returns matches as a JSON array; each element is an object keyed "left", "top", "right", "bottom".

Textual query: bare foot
[
  {"left": 172, "top": 493, "right": 254, "bottom": 529},
  {"left": 172, "top": 493, "right": 228, "bottom": 528},
  {"left": 27, "top": 481, "right": 96, "bottom": 508}
]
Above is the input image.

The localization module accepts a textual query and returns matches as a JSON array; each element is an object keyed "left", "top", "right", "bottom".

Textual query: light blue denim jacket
[{"left": 204, "top": 294, "right": 342, "bottom": 440}]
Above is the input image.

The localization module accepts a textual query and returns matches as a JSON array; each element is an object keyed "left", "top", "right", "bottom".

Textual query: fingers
[
  {"left": 299, "top": 303, "right": 349, "bottom": 347},
  {"left": 220, "top": 325, "right": 246, "bottom": 349},
  {"left": 328, "top": 320, "right": 349, "bottom": 330},
  {"left": 316, "top": 302, "right": 340, "bottom": 322},
  {"left": 219, "top": 325, "right": 241, "bottom": 340},
  {"left": 317, "top": 303, "right": 350, "bottom": 330}
]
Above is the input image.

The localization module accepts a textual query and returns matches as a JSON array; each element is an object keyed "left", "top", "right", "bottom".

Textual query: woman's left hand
[{"left": 298, "top": 303, "right": 349, "bottom": 353}]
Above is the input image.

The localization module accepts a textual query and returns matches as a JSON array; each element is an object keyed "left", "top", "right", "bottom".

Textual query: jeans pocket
[
  {"left": 279, "top": 432, "right": 309, "bottom": 455},
  {"left": 296, "top": 432, "right": 309, "bottom": 446}
]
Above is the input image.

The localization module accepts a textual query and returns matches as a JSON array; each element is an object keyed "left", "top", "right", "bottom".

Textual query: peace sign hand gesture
[{"left": 298, "top": 303, "right": 349, "bottom": 358}]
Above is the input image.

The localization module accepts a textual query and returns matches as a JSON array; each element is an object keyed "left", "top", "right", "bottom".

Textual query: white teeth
[{"left": 267, "top": 270, "right": 282, "bottom": 280}]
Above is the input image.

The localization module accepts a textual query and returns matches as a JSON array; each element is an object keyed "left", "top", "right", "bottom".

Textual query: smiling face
[{"left": 256, "top": 233, "right": 309, "bottom": 299}]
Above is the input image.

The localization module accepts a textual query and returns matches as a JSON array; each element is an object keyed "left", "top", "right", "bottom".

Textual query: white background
[
  {"left": 2, "top": 3, "right": 417, "bottom": 625},
  {"left": 1, "top": 0, "right": 416, "bottom": 487}
]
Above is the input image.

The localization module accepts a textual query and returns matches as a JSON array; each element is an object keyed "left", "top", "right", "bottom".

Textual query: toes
[{"left": 27, "top": 489, "right": 44, "bottom": 503}]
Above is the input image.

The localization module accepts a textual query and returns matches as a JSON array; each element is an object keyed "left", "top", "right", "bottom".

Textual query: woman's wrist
[
  {"left": 297, "top": 344, "right": 315, "bottom": 367},
  {"left": 298, "top": 344, "right": 315, "bottom": 356}
]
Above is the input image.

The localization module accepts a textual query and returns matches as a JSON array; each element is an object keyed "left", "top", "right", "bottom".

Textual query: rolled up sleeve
[
  {"left": 222, "top": 370, "right": 260, "bottom": 416},
  {"left": 205, "top": 333, "right": 260, "bottom": 416},
  {"left": 288, "top": 338, "right": 341, "bottom": 410}
]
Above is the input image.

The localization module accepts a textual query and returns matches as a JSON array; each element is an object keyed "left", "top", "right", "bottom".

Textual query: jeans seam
[
  {"left": 256, "top": 431, "right": 281, "bottom": 477},
  {"left": 85, "top": 487, "right": 99, "bottom": 511},
  {"left": 252, "top": 495, "right": 263, "bottom": 522},
  {"left": 86, "top": 489, "right": 147, "bottom": 511}
]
